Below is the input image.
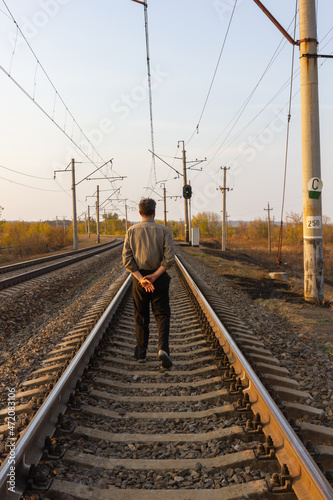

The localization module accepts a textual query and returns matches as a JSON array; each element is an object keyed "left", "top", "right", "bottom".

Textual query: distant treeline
[
  {"left": 1, "top": 211, "right": 332, "bottom": 261},
  {"left": 0, "top": 221, "right": 72, "bottom": 258},
  {"left": 190, "top": 211, "right": 333, "bottom": 245}
]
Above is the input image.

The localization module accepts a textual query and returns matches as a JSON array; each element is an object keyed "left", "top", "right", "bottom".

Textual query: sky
[{"left": 0, "top": 0, "right": 332, "bottom": 224}]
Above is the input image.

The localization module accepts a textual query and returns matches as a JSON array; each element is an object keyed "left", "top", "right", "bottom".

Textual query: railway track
[
  {"left": 0, "top": 256, "right": 332, "bottom": 499},
  {"left": 0, "top": 240, "right": 122, "bottom": 291}
]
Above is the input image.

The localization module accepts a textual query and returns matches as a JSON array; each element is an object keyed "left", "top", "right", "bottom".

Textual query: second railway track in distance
[
  {"left": 0, "top": 256, "right": 332, "bottom": 499},
  {"left": 0, "top": 240, "right": 123, "bottom": 291}
]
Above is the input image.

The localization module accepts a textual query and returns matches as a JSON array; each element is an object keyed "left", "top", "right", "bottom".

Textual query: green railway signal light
[{"left": 183, "top": 184, "right": 192, "bottom": 199}]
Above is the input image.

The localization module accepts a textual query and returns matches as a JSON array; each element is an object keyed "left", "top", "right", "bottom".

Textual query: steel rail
[
  {"left": 0, "top": 240, "right": 123, "bottom": 290},
  {"left": 1, "top": 257, "right": 332, "bottom": 499},
  {"left": 176, "top": 256, "right": 333, "bottom": 500},
  {"left": 0, "top": 274, "right": 132, "bottom": 499},
  {"left": 0, "top": 240, "right": 119, "bottom": 275}
]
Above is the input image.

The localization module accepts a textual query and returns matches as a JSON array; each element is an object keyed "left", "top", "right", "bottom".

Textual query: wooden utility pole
[
  {"left": 96, "top": 185, "right": 100, "bottom": 244},
  {"left": 299, "top": 0, "right": 324, "bottom": 302},
  {"left": 88, "top": 205, "right": 91, "bottom": 238},
  {"left": 264, "top": 203, "right": 273, "bottom": 252}
]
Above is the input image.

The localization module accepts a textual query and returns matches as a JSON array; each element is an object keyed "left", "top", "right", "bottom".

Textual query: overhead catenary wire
[
  {"left": 0, "top": 63, "right": 102, "bottom": 170},
  {"left": 277, "top": 0, "right": 298, "bottom": 268},
  {"left": 1, "top": 0, "right": 104, "bottom": 165},
  {"left": 0, "top": 0, "right": 123, "bottom": 192},
  {"left": 0, "top": 164, "right": 53, "bottom": 180},
  {"left": 0, "top": 175, "right": 65, "bottom": 192},
  {"left": 211, "top": 24, "right": 333, "bottom": 180},
  {"left": 198, "top": 17, "right": 332, "bottom": 181},
  {"left": 202, "top": 24, "right": 333, "bottom": 178},
  {"left": 201, "top": 13, "right": 298, "bottom": 167},
  {"left": 155, "top": 14, "right": 333, "bottom": 217},
  {"left": 144, "top": 2, "right": 156, "bottom": 186},
  {"left": 131, "top": 0, "right": 157, "bottom": 187},
  {"left": 187, "top": 0, "right": 238, "bottom": 145},
  {"left": 0, "top": 5, "right": 11, "bottom": 19}
]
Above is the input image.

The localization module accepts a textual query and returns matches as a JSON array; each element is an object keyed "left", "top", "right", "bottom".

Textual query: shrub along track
[{"left": 0, "top": 256, "right": 331, "bottom": 499}]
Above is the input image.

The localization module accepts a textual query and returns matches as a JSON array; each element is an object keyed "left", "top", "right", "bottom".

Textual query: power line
[
  {"left": 205, "top": 23, "right": 333, "bottom": 171},
  {"left": 0, "top": 164, "right": 53, "bottom": 180},
  {"left": 143, "top": 2, "right": 156, "bottom": 185},
  {"left": 277, "top": 0, "right": 298, "bottom": 268},
  {"left": 0, "top": 175, "right": 64, "bottom": 192},
  {"left": 187, "top": 0, "right": 238, "bottom": 145},
  {"left": 0, "top": 6, "right": 11, "bottom": 19},
  {"left": 1, "top": 0, "right": 103, "bottom": 162},
  {"left": 0, "top": 0, "right": 121, "bottom": 190},
  {"left": 201, "top": 15, "right": 298, "bottom": 165},
  {"left": 132, "top": 0, "right": 157, "bottom": 186}
]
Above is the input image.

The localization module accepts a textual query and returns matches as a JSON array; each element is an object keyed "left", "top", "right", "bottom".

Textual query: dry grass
[
  {"left": 201, "top": 238, "right": 333, "bottom": 282},
  {"left": 0, "top": 234, "right": 115, "bottom": 266}
]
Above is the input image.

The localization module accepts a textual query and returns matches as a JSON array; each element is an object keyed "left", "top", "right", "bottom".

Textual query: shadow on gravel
[
  {"left": 222, "top": 274, "right": 303, "bottom": 302},
  {"left": 200, "top": 247, "right": 255, "bottom": 264}
]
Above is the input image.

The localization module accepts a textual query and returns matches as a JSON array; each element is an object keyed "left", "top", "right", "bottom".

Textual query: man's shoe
[
  {"left": 134, "top": 346, "right": 146, "bottom": 361},
  {"left": 158, "top": 350, "right": 172, "bottom": 369}
]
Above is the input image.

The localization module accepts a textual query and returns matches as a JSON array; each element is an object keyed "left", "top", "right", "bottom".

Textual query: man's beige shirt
[{"left": 122, "top": 219, "right": 175, "bottom": 272}]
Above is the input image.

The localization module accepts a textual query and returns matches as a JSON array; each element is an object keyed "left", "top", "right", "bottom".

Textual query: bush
[{"left": 0, "top": 221, "right": 72, "bottom": 258}]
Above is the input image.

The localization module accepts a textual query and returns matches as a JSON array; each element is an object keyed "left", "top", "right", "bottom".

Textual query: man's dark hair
[{"left": 139, "top": 198, "right": 156, "bottom": 216}]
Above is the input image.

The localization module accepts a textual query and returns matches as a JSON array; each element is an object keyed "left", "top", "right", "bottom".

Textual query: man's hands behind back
[{"left": 139, "top": 278, "right": 155, "bottom": 292}]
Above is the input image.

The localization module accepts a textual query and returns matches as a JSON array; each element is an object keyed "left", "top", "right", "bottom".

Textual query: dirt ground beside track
[{"left": 181, "top": 245, "right": 333, "bottom": 357}]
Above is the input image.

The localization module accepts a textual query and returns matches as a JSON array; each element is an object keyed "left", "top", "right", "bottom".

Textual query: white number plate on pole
[{"left": 307, "top": 216, "right": 322, "bottom": 229}]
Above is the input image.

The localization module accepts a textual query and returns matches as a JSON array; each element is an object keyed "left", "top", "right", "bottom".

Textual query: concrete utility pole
[
  {"left": 125, "top": 203, "right": 128, "bottom": 232},
  {"left": 226, "top": 212, "right": 230, "bottom": 245},
  {"left": 163, "top": 185, "right": 167, "bottom": 226},
  {"left": 299, "top": 0, "right": 324, "bottom": 302},
  {"left": 264, "top": 203, "right": 273, "bottom": 253},
  {"left": 104, "top": 209, "right": 107, "bottom": 235},
  {"left": 219, "top": 167, "right": 230, "bottom": 251},
  {"left": 189, "top": 180, "right": 192, "bottom": 244},
  {"left": 96, "top": 185, "right": 100, "bottom": 244},
  {"left": 71, "top": 158, "right": 78, "bottom": 250},
  {"left": 179, "top": 141, "right": 190, "bottom": 243},
  {"left": 252, "top": 0, "right": 325, "bottom": 302},
  {"left": 54, "top": 159, "right": 78, "bottom": 250}
]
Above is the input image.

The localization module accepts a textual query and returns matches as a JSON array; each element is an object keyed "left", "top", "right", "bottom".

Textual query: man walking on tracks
[{"left": 122, "top": 198, "right": 175, "bottom": 368}]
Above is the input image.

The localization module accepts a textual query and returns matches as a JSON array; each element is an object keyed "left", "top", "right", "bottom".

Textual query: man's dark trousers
[{"left": 132, "top": 270, "right": 171, "bottom": 360}]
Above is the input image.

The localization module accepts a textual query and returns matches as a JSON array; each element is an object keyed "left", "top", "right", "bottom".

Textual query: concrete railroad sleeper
[
  {"left": 0, "top": 240, "right": 122, "bottom": 290},
  {"left": 0, "top": 256, "right": 331, "bottom": 499}
]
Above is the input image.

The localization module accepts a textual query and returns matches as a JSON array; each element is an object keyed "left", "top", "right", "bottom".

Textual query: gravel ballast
[
  {"left": 177, "top": 247, "right": 333, "bottom": 428},
  {"left": 0, "top": 246, "right": 124, "bottom": 405}
]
